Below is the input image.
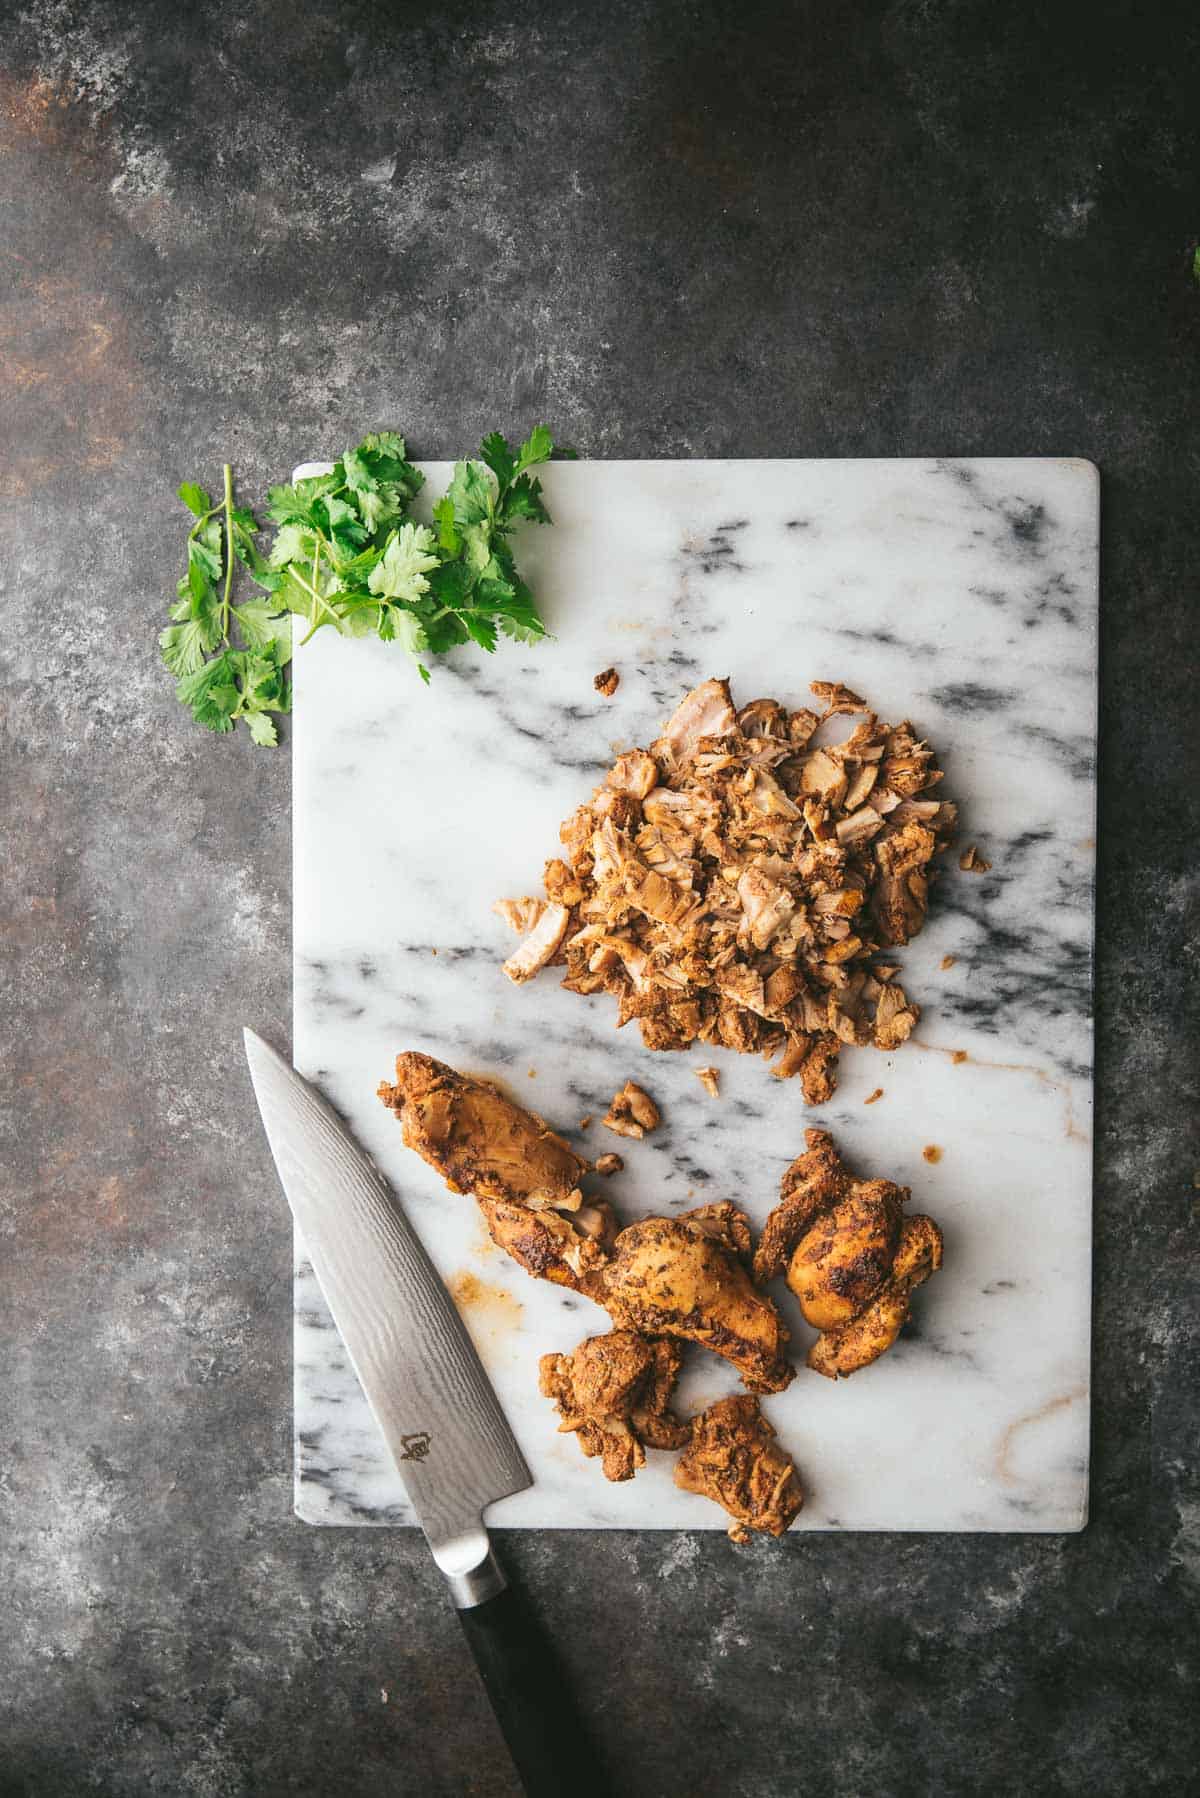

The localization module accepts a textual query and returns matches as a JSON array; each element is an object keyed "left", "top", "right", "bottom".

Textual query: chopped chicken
[
  {"left": 540, "top": 1331, "right": 689, "bottom": 1481},
  {"left": 594, "top": 1203, "right": 794, "bottom": 1393},
  {"left": 810, "top": 679, "right": 868, "bottom": 717},
  {"left": 608, "top": 751, "right": 659, "bottom": 800},
  {"left": 594, "top": 667, "right": 620, "bottom": 697},
  {"left": 478, "top": 1195, "right": 616, "bottom": 1290},
  {"left": 378, "top": 1053, "right": 587, "bottom": 1211},
  {"left": 602, "top": 1080, "right": 661, "bottom": 1139},
  {"left": 674, "top": 1395, "right": 803, "bottom": 1541},
  {"left": 492, "top": 897, "right": 548, "bottom": 935},
  {"left": 959, "top": 844, "right": 992, "bottom": 873},
  {"left": 499, "top": 677, "right": 955, "bottom": 1102},
  {"left": 752, "top": 1127, "right": 942, "bottom": 1377},
  {"left": 653, "top": 675, "right": 738, "bottom": 767},
  {"left": 501, "top": 901, "right": 571, "bottom": 984},
  {"left": 595, "top": 1152, "right": 624, "bottom": 1176},
  {"left": 695, "top": 1066, "right": 720, "bottom": 1097}
]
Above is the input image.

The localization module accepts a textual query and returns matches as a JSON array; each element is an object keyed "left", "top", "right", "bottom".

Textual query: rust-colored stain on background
[
  {"left": 448, "top": 1271, "right": 523, "bottom": 1334},
  {"left": 0, "top": 72, "right": 144, "bottom": 496}
]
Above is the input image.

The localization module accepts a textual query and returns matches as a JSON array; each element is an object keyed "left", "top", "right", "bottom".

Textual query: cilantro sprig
[
  {"left": 161, "top": 425, "right": 562, "bottom": 742},
  {"left": 160, "top": 465, "right": 291, "bottom": 745}
]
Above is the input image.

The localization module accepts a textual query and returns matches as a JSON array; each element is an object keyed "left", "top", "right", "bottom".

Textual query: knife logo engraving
[{"left": 399, "top": 1431, "right": 431, "bottom": 1462}]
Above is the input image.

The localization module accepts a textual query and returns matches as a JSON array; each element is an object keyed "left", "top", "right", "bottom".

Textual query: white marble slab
[{"left": 293, "top": 458, "right": 1096, "bottom": 1532}]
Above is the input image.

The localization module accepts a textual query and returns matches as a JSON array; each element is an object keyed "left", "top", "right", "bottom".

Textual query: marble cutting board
[{"left": 292, "top": 457, "right": 1097, "bottom": 1532}]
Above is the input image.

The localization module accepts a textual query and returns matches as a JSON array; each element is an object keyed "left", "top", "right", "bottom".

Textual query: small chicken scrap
[
  {"left": 754, "top": 1128, "right": 943, "bottom": 1378},
  {"left": 596, "top": 1201, "right": 795, "bottom": 1394},
  {"left": 602, "top": 1079, "right": 661, "bottom": 1139},
  {"left": 377, "top": 1053, "right": 615, "bottom": 1289},
  {"left": 674, "top": 1395, "right": 804, "bottom": 1542},
  {"left": 495, "top": 677, "right": 955, "bottom": 1103},
  {"left": 540, "top": 1331, "right": 690, "bottom": 1481}
]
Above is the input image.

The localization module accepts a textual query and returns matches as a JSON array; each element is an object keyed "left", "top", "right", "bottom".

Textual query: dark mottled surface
[{"left": 2, "top": 2, "right": 1197, "bottom": 1794}]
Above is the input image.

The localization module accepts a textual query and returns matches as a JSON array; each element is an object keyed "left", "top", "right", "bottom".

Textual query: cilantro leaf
[
  {"left": 383, "top": 609, "right": 429, "bottom": 660},
  {"left": 501, "top": 473, "right": 551, "bottom": 526},
  {"left": 266, "top": 482, "right": 320, "bottom": 527},
  {"left": 461, "top": 611, "right": 498, "bottom": 652},
  {"left": 233, "top": 602, "right": 293, "bottom": 660},
  {"left": 268, "top": 522, "right": 312, "bottom": 568},
  {"left": 479, "top": 431, "right": 516, "bottom": 488},
  {"left": 175, "top": 651, "right": 240, "bottom": 733},
  {"left": 515, "top": 423, "right": 554, "bottom": 473},
  {"left": 433, "top": 495, "right": 460, "bottom": 554},
  {"left": 244, "top": 710, "right": 278, "bottom": 746},
  {"left": 178, "top": 481, "right": 213, "bottom": 518},
  {"left": 160, "top": 616, "right": 217, "bottom": 676},
  {"left": 188, "top": 535, "right": 222, "bottom": 582},
  {"left": 340, "top": 447, "right": 376, "bottom": 493},
  {"left": 368, "top": 522, "right": 440, "bottom": 602},
  {"left": 447, "top": 460, "right": 494, "bottom": 526}
]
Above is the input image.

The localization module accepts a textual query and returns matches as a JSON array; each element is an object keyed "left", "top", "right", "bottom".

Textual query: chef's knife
[{"left": 243, "top": 1028, "right": 608, "bottom": 1798}]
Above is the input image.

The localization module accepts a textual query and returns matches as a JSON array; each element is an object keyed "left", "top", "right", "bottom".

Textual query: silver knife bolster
[{"left": 443, "top": 1537, "right": 507, "bottom": 1610}]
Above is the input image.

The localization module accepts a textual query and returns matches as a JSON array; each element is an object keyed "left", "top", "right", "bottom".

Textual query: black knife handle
[{"left": 456, "top": 1570, "right": 609, "bottom": 1798}]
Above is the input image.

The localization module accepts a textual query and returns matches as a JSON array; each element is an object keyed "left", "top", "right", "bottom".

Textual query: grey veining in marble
[{"left": 294, "top": 457, "right": 1097, "bottom": 1531}]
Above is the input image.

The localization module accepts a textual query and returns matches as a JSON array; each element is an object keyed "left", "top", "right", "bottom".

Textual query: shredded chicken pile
[{"left": 495, "top": 677, "right": 956, "bottom": 1103}]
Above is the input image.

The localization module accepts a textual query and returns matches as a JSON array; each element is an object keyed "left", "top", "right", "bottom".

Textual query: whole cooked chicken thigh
[
  {"left": 378, "top": 1052, "right": 609, "bottom": 1289},
  {"left": 756, "top": 1128, "right": 943, "bottom": 1377},
  {"left": 674, "top": 1394, "right": 804, "bottom": 1541},
  {"left": 594, "top": 1201, "right": 795, "bottom": 1393},
  {"left": 539, "top": 1330, "right": 690, "bottom": 1482},
  {"left": 378, "top": 1051, "right": 587, "bottom": 1210}
]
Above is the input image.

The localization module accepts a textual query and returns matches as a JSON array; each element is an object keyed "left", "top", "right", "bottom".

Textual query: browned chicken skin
[
  {"left": 674, "top": 1394, "right": 804, "bottom": 1541},
  {"left": 539, "top": 1331, "right": 690, "bottom": 1481},
  {"left": 786, "top": 1179, "right": 905, "bottom": 1332},
  {"left": 477, "top": 1195, "right": 616, "bottom": 1291},
  {"left": 378, "top": 1053, "right": 608, "bottom": 1289},
  {"left": 378, "top": 1052, "right": 587, "bottom": 1211},
  {"left": 756, "top": 1128, "right": 943, "bottom": 1378},
  {"left": 595, "top": 1202, "right": 794, "bottom": 1394},
  {"left": 807, "top": 1215, "right": 943, "bottom": 1378}
]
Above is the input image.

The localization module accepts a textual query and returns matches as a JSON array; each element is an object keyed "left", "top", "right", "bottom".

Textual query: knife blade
[{"left": 243, "top": 1029, "right": 608, "bottom": 1796}]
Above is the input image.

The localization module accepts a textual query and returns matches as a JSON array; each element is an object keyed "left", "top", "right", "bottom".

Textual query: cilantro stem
[
  {"left": 298, "top": 538, "right": 325, "bottom": 646},
  {"left": 221, "top": 463, "right": 235, "bottom": 643}
]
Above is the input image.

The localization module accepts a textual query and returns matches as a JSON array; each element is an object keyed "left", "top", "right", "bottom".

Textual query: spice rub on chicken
[
  {"left": 495, "top": 677, "right": 955, "bottom": 1103},
  {"left": 540, "top": 1331, "right": 690, "bottom": 1482},
  {"left": 594, "top": 1201, "right": 795, "bottom": 1394},
  {"left": 754, "top": 1128, "right": 943, "bottom": 1378},
  {"left": 674, "top": 1395, "right": 804, "bottom": 1542},
  {"left": 378, "top": 1052, "right": 614, "bottom": 1289}
]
